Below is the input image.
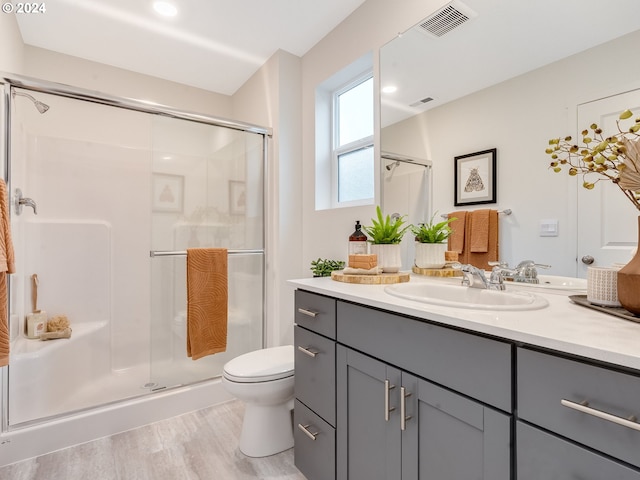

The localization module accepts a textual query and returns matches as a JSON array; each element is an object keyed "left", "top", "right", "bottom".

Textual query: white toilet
[{"left": 222, "top": 345, "right": 295, "bottom": 457}]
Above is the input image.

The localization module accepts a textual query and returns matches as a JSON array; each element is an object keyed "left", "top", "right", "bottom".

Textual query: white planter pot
[
  {"left": 369, "top": 244, "right": 402, "bottom": 273},
  {"left": 414, "top": 242, "right": 447, "bottom": 269}
]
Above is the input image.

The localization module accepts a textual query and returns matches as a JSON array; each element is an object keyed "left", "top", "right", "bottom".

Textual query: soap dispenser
[{"left": 349, "top": 220, "right": 368, "bottom": 255}]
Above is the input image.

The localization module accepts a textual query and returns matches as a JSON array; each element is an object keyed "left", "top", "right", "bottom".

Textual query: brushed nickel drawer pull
[
  {"left": 298, "top": 423, "right": 319, "bottom": 440},
  {"left": 297, "top": 345, "right": 319, "bottom": 358},
  {"left": 297, "top": 307, "right": 318, "bottom": 318},
  {"left": 384, "top": 379, "right": 396, "bottom": 422},
  {"left": 561, "top": 399, "right": 640, "bottom": 432},
  {"left": 400, "top": 386, "right": 412, "bottom": 431}
]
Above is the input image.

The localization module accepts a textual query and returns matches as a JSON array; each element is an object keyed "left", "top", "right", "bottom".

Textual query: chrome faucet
[
  {"left": 489, "top": 260, "right": 550, "bottom": 284},
  {"left": 458, "top": 263, "right": 508, "bottom": 291}
]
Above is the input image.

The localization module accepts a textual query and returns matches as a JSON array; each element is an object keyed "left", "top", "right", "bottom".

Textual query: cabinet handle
[
  {"left": 561, "top": 399, "right": 640, "bottom": 432},
  {"left": 400, "top": 386, "right": 412, "bottom": 431},
  {"left": 298, "top": 423, "right": 319, "bottom": 441},
  {"left": 384, "top": 379, "right": 396, "bottom": 421},
  {"left": 297, "top": 307, "right": 318, "bottom": 318},
  {"left": 297, "top": 345, "right": 319, "bottom": 358}
]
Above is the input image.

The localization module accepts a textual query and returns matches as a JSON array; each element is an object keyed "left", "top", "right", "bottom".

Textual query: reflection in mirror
[
  {"left": 380, "top": 0, "right": 640, "bottom": 276},
  {"left": 381, "top": 152, "right": 432, "bottom": 269}
]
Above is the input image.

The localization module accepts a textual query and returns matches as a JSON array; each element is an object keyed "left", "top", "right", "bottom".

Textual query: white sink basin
[
  {"left": 385, "top": 282, "right": 548, "bottom": 311},
  {"left": 505, "top": 275, "right": 587, "bottom": 293}
]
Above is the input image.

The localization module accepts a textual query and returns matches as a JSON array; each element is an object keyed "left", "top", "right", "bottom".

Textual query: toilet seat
[{"left": 223, "top": 345, "right": 294, "bottom": 383}]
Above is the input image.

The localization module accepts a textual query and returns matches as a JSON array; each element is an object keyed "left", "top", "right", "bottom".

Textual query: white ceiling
[
  {"left": 15, "top": 0, "right": 640, "bottom": 118},
  {"left": 15, "top": 0, "right": 367, "bottom": 95}
]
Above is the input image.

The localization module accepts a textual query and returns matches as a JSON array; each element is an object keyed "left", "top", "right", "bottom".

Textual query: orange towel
[
  {"left": 469, "top": 209, "right": 490, "bottom": 253},
  {"left": 466, "top": 210, "right": 499, "bottom": 270},
  {"left": 448, "top": 211, "right": 467, "bottom": 255},
  {"left": 0, "top": 179, "right": 15, "bottom": 368},
  {"left": 186, "top": 248, "right": 228, "bottom": 360}
]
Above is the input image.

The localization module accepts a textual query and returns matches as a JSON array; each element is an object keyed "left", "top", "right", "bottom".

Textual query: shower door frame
[{"left": 0, "top": 71, "right": 272, "bottom": 433}]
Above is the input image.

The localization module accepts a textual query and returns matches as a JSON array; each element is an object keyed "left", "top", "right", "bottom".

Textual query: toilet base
[{"left": 239, "top": 402, "right": 294, "bottom": 457}]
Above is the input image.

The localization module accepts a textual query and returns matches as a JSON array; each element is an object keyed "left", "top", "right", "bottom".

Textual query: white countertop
[{"left": 288, "top": 274, "right": 640, "bottom": 371}]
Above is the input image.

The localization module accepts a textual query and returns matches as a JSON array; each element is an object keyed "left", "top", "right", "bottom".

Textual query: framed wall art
[
  {"left": 152, "top": 173, "right": 184, "bottom": 213},
  {"left": 229, "top": 180, "right": 246, "bottom": 215},
  {"left": 454, "top": 148, "right": 497, "bottom": 206}
]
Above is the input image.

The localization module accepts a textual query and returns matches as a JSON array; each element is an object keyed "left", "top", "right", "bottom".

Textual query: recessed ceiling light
[
  {"left": 153, "top": 1, "right": 177, "bottom": 17},
  {"left": 382, "top": 86, "right": 397, "bottom": 94}
]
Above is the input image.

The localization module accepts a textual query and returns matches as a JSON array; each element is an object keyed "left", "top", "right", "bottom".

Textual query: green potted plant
[
  {"left": 310, "top": 258, "right": 345, "bottom": 277},
  {"left": 411, "top": 213, "right": 457, "bottom": 269},
  {"left": 363, "top": 206, "right": 411, "bottom": 272}
]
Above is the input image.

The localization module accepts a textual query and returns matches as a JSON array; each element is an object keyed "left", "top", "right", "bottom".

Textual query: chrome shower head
[
  {"left": 13, "top": 91, "right": 50, "bottom": 114},
  {"left": 385, "top": 160, "right": 400, "bottom": 171},
  {"left": 33, "top": 100, "right": 49, "bottom": 114}
]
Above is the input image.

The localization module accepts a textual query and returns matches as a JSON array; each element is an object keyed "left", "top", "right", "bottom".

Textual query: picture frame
[
  {"left": 152, "top": 173, "right": 184, "bottom": 213},
  {"left": 454, "top": 148, "right": 497, "bottom": 206},
  {"left": 229, "top": 180, "right": 246, "bottom": 215}
]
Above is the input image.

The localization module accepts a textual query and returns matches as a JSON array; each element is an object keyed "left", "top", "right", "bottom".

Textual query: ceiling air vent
[
  {"left": 418, "top": 0, "right": 478, "bottom": 38},
  {"left": 410, "top": 97, "right": 434, "bottom": 108}
]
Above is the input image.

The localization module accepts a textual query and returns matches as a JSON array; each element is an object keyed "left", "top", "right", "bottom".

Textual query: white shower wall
[{"left": 11, "top": 97, "right": 153, "bottom": 372}]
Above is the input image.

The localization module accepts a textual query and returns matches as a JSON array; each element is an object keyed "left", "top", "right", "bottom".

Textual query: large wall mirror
[{"left": 380, "top": 0, "right": 640, "bottom": 276}]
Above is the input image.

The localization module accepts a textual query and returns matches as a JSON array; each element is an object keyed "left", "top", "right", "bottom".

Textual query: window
[
  {"left": 334, "top": 75, "right": 374, "bottom": 205},
  {"left": 314, "top": 52, "right": 374, "bottom": 210}
]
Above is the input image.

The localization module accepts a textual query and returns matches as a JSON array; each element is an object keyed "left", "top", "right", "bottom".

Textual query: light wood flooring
[{"left": 0, "top": 400, "right": 307, "bottom": 480}]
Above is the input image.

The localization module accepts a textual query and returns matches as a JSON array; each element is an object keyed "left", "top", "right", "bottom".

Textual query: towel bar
[
  {"left": 441, "top": 209, "right": 511, "bottom": 219},
  {"left": 150, "top": 249, "right": 264, "bottom": 257}
]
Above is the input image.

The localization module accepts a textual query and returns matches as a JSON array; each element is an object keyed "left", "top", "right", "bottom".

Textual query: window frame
[{"left": 331, "top": 71, "right": 374, "bottom": 208}]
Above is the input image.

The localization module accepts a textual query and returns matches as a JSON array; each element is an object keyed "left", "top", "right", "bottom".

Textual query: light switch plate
[{"left": 540, "top": 219, "right": 559, "bottom": 237}]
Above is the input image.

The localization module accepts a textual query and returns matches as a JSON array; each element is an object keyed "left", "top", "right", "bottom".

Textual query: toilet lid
[{"left": 223, "top": 345, "right": 294, "bottom": 383}]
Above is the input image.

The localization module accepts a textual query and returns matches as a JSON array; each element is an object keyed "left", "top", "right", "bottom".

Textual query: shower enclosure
[{"left": 1, "top": 74, "right": 268, "bottom": 431}]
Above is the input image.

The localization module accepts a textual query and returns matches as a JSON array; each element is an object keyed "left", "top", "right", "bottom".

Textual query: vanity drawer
[
  {"left": 518, "top": 347, "right": 640, "bottom": 469},
  {"left": 336, "top": 301, "right": 512, "bottom": 412},
  {"left": 517, "top": 421, "right": 640, "bottom": 479},
  {"left": 295, "top": 290, "right": 336, "bottom": 339},
  {"left": 294, "top": 399, "right": 336, "bottom": 480},
  {"left": 294, "top": 325, "right": 336, "bottom": 426}
]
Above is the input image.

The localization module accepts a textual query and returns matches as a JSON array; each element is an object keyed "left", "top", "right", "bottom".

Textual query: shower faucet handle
[{"left": 14, "top": 188, "right": 38, "bottom": 215}]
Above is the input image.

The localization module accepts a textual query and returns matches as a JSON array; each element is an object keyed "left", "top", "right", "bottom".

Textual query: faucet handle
[
  {"left": 488, "top": 261, "right": 509, "bottom": 268},
  {"left": 516, "top": 260, "right": 550, "bottom": 270}
]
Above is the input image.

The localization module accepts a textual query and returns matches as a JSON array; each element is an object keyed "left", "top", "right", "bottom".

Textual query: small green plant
[
  {"left": 310, "top": 258, "right": 345, "bottom": 277},
  {"left": 411, "top": 213, "right": 457, "bottom": 243},
  {"left": 362, "top": 205, "right": 411, "bottom": 244}
]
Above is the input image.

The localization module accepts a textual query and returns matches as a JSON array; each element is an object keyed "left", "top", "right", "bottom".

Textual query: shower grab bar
[{"left": 150, "top": 249, "right": 264, "bottom": 257}]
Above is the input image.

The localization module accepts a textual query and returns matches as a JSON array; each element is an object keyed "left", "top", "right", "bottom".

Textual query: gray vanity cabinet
[
  {"left": 517, "top": 421, "right": 640, "bottom": 479},
  {"left": 335, "top": 300, "right": 512, "bottom": 480},
  {"left": 336, "top": 346, "right": 402, "bottom": 480},
  {"left": 517, "top": 347, "right": 640, "bottom": 478},
  {"left": 293, "top": 286, "right": 640, "bottom": 480},
  {"left": 293, "top": 290, "right": 337, "bottom": 480},
  {"left": 337, "top": 346, "right": 511, "bottom": 480}
]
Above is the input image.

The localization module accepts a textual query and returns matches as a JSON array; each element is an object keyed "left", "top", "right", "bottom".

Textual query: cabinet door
[
  {"left": 402, "top": 374, "right": 511, "bottom": 480},
  {"left": 518, "top": 421, "right": 640, "bottom": 479},
  {"left": 337, "top": 346, "right": 401, "bottom": 480}
]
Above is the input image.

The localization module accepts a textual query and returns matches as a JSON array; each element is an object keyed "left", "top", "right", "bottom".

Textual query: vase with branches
[{"left": 546, "top": 108, "right": 640, "bottom": 314}]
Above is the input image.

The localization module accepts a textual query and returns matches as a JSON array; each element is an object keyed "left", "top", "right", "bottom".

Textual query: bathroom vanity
[{"left": 290, "top": 276, "right": 640, "bottom": 480}]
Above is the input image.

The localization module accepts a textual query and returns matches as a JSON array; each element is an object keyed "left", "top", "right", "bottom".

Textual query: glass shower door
[{"left": 149, "top": 115, "right": 265, "bottom": 389}]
